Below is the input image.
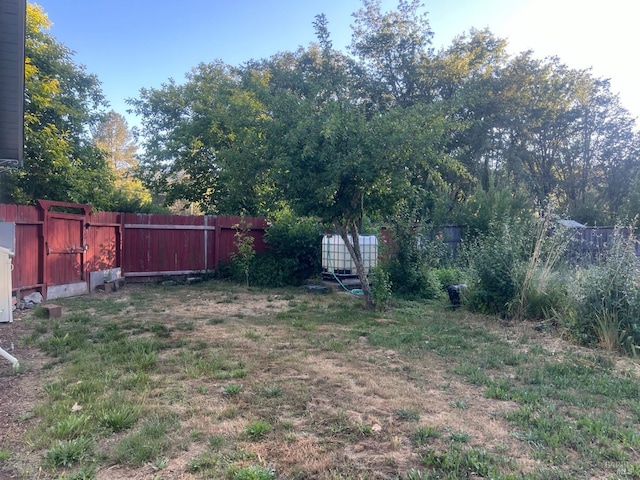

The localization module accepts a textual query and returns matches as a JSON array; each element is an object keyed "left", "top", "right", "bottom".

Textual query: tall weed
[
  {"left": 511, "top": 216, "right": 571, "bottom": 320},
  {"left": 462, "top": 221, "right": 523, "bottom": 316},
  {"left": 559, "top": 229, "right": 640, "bottom": 355},
  {"left": 463, "top": 214, "right": 571, "bottom": 319},
  {"left": 370, "top": 265, "right": 393, "bottom": 311}
]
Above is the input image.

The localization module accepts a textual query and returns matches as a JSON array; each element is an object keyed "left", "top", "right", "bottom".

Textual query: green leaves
[
  {"left": 1, "top": 4, "right": 116, "bottom": 208},
  {"left": 131, "top": 62, "right": 273, "bottom": 215}
]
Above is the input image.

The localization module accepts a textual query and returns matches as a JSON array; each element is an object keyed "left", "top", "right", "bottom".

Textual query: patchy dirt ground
[
  {"left": 0, "top": 309, "right": 50, "bottom": 479},
  {"left": 0, "top": 284, "right": 637, "bottom": 479}
]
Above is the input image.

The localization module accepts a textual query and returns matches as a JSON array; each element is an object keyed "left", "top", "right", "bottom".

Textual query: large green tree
[
  {"left": 258, "top": 11, "right": 459, "bottom": 308},
  {"left": 130, "top": 62, "right": 273, "bottom": 215},
  {"left": 0, "top": 3, "right": 115, "bottom": 208},
  {"left": 495, "top": 55, "right": 639, "bottom": 223},
  {"left": 429, "top": 31, "right": 639, "bottom": 225}
]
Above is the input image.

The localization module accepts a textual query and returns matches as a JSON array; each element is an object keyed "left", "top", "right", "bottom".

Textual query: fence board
[
  {"left": 87, "top": 211, "right": 121, "bottom": 272},
  {"left": 0, "top": 204, "right": 43, "bottom": 296}
]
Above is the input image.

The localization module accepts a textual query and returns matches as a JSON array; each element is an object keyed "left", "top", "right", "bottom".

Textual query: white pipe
[{"left": 0, "top": 346, "right": 18, "bottom": 369}]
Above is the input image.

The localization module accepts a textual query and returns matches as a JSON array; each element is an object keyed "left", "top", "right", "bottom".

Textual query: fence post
[{"left": 213, "top": 216, "right": 220, "bottom": 270}]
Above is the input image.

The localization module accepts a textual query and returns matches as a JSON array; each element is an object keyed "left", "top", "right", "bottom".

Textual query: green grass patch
[
  {"left": 0, "top": 449, "right": 11, "bottom": 462},
  {"left": 112, "top": 414, "right": 179, "bottom": 467},
  {"left": 45, "top": 436, "right": 93, "bottom": 468},
  {"left": 245, "top": 420, "right": 272, "bottom": 441}
]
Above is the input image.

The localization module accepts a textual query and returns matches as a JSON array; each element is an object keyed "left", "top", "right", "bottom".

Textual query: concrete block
[
  {"left": 97, "top": 278, "right": 125, "bottom": 292},
  {"left": 43, "top": 304, "right": 62, "bottom": 318}
]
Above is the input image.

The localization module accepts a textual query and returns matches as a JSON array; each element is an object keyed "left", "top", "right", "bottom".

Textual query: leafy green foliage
[
  {"left": 230, "top": 221, "right": 256, "bottom": 288},
  {"left": 1, "top": 5, "right": 117, "bottom": 208},
  {"left": 130, "top": 62, "right": 273, "bottom": 215},
  {"left": 559, "top": 230, "right": 640, "bottom": 354},
  {"left": 262, "top": 212, "right": 324, "bottom": 283},
  {"left": 370, "top": 265, "right": 392, "bottom": 311},
  {"left": 462, "top": 221, "right": 526, "bottom": 316},
  {"left": 92, "top": 110, "right": 154, "bottom": 212},
  {"left": 381, "top": 221, "right": 446, "bottom": 300},
  {"left": 462, "top": 214, "right": 571, "bottom": 319},
  {"left": 224, "top": 213, "right": 323, "bottom": 288},
  {"left": 453, "top": 182, "right": 533, "bottom": 237},
  {"left": 128, "top": 0, "right": 638, "bottom": 310}
]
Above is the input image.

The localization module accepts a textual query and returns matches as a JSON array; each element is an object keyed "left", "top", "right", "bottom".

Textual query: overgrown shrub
[
  {"left": 462, "top": 212, "right": 573, "bottom": 319},
  {"left": 263, "top": 212, "right": 323, "bottom": 283},
  {"left": 225, "top": 212, "right": 323, "bottom": 287},
  {"left": 559, "top": 230, "right": 640, "bottom": 355},
  {"left": 433, "top": 267, "right": 465, "bottom": 290},
  {"left": 462, "top": 222, "right": 524, "bottom": 316},
  {"left": 382, "top": 220, "right": 449, "bottom": 300}
]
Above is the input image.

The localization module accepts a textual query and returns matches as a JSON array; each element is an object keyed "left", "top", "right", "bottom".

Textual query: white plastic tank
[{"left": 322, "top": 234, "right": 378, "bottom": 275}]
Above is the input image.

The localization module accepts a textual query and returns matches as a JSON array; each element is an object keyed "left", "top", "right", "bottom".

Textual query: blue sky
[{"left": 34, "top": 0, "right": 639, "bottom": 127}]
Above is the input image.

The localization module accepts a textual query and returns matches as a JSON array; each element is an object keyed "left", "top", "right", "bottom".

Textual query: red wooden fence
[
  {"left": 0, "top": 201, "right": 267, "bottom": 300},
  {"left": 121, "top": 213, "right": 267, "bottom": 280}
]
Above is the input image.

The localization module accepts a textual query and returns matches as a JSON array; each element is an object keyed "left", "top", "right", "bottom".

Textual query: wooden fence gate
[{"left": 41, "top": 201, "right": 92, "bottom": 298}]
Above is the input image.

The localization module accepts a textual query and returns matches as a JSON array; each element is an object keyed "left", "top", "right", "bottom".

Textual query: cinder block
[
  {"left": 43, "top": 304, "right": 62, "bottom": 318},
  {"left": 97, "top": 278, "right": 125, "bottom": 293}
]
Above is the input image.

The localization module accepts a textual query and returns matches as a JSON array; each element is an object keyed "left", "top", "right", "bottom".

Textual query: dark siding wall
[{"left": 0, "top": 0, "right": 25, "bottom": 166}]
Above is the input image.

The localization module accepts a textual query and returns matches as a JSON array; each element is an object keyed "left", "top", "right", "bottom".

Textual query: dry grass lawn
[{"left": 1, "top": 281, "right": 639, "bottom": 479}]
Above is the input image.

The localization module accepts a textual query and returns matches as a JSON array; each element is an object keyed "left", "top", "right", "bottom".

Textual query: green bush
[
  {"left": 434, "top": 267, "right": 465, "bottom": 290},
  {"left": 382, "top": 221, "right": 449, "bottom": 300},
  {"left": 463, "top": 214, "right": 571, "bottom": 320},
  {"left": 264, "top": 212, "right": 323, "bottom": 280},
  {"left": 225, "top": 212, "right": 323, "bottom": 288},
  {"left": 560, "top": 231, "right": 640, "bottom": 355},
  {"left": 463, "top": 223, "right": 523, "bottom": 316}
]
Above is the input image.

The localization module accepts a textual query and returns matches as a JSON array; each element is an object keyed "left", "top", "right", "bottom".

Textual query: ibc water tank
[{"left": 322, "top": 234, "right": 378, "bottom": 275}]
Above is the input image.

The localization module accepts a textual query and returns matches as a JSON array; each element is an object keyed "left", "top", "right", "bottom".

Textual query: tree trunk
[{"left": 334, "top": 220, "right": 374, "bottom": 310}]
